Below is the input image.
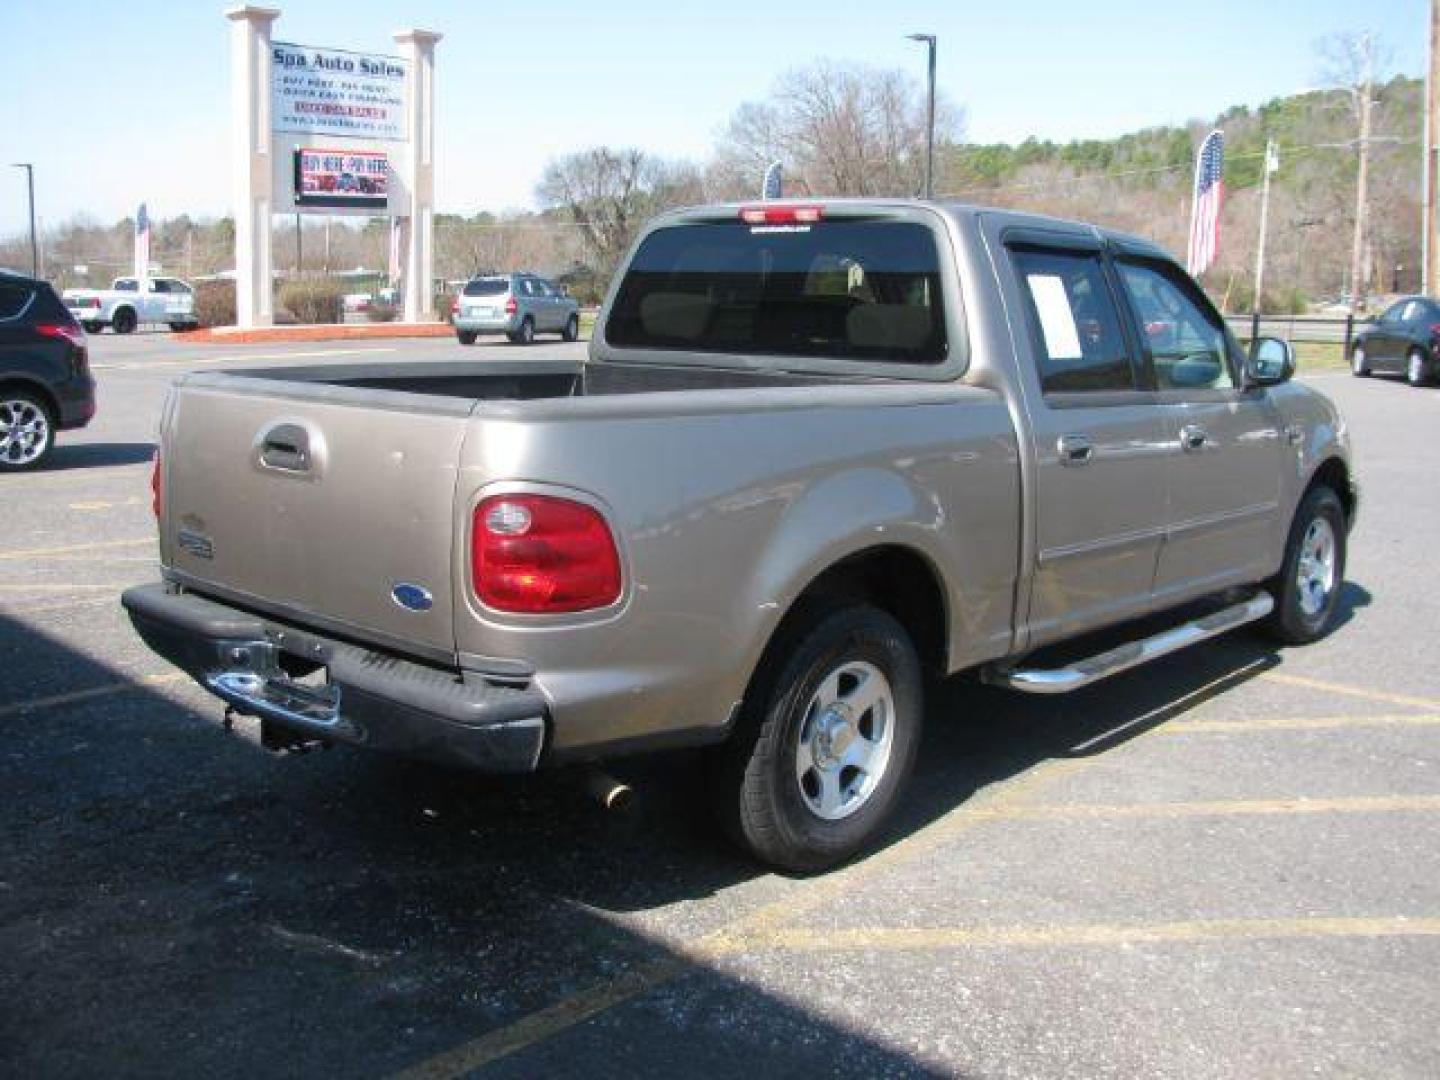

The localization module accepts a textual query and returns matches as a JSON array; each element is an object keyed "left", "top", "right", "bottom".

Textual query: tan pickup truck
[{"left": 123, "top": 200, "right": 1356, "bottom": 870}]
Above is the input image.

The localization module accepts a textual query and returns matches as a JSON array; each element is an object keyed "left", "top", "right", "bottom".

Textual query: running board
[{"left": 984, "top": 592, "right": 1274, "bottom": 695}]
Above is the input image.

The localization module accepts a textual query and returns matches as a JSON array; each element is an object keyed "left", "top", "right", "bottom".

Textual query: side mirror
[{"left": 1246, "top": 336, "right": 1295, "bottom": 387}]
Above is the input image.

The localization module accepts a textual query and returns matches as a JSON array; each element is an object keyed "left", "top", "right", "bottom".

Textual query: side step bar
[{"left": 983, "top": 592, "right": 1274, "bottom": 695}]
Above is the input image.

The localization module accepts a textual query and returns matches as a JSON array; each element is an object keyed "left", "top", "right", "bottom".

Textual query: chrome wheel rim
[
  {"left": 1410, "top": 352, "right": 1424, "bottom": 383},
  {"left": 1352, "top": 346, "right": 1365, "bottom": 373},
  {"left": 0, "top": 398, "right": 49, "bottom": 466},
  {"left": 794, "top": 660, "right": 895, "bottom": 821},
  {"left": 1296, "top": 516, "right": 1337, "bottom": 618}
]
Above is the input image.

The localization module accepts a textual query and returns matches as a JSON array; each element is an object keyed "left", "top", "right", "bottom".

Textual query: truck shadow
[{"left": 0, "top": 583, "right": 1370, "bottom": 1078}]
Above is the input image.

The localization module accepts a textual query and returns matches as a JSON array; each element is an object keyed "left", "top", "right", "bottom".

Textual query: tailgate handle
[{"left": 259, "top": 423, "right": 312, "bottom": 472}]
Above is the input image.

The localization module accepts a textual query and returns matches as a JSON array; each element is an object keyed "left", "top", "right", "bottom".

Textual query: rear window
[
  {"left": 605, "top": 220, "right": 947, "bottom": 365},
  {"left": 464, "top": 278, "right": 509, "bottom": 297},
  {"left": 0, "top": 281, "right": 34, "bottom": 320}
]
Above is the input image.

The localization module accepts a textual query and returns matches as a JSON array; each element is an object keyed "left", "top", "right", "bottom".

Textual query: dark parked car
[
  {"left": 1351, "top": 295, "right": 1440, "bottom": 386},
  {"left": 0, "top": 269, "right": 95, "bottom": 470}
]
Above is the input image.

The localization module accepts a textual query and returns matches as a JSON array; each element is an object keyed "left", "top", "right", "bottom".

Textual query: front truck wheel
[
  {"left": 710, "top": 605, "right": 923, "bottom": 873},
  {"left": 1263, "top": 485, "right": 1347, "bottom": 645}
]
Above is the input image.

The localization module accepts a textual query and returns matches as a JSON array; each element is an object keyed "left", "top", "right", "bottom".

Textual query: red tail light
[
  {"left": 35, "top": 322, "right": 86, "bottom": 348},
  {"left": 150, "top": 449, "right": 162, "bottom": 519},
  {"left": 1429, "top": 323, "right": 1440, "bottom": 340},
  {"left": 740, "top": 205, "right": 824, "bottom": 225},
  {"left": 472, "top": 495, "right": 621, "bottom": 613},
  {"left": 504, "top": 296, "right": 518, "bottom": 315},
  {"left": 451, "top": 296, "right": 459, "bottom": 314}
]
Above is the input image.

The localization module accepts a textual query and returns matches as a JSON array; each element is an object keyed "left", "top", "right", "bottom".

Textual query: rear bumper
[
  {"left": 453, "top": 313, "right": 520, "bottom": 334},
  {"left": 55, "top": 373, "right": 96, "bottom": 430},
  {"left": 121, "top": 583, "right": 547, "bottom": 772}
]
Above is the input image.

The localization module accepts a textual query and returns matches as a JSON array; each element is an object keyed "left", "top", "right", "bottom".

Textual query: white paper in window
[{"left": 1026, "top": 274, "right": 1083, "bottom": 360}]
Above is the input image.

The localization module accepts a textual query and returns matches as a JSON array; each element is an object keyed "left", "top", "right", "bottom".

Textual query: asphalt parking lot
[{"left": 3, "top": 330, "right": 1437, "bottom": 1079}]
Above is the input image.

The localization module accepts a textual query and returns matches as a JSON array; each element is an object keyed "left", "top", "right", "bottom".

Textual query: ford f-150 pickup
[
  {"left": 123, "top": 200, "right": 1357, "bottom": 870},
  {"left": 64, "top": 276, "right": 197, "bottom": 334}
]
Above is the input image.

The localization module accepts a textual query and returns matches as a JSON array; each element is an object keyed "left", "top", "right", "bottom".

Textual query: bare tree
[
  {"left": 1318, "top": 32, "right": 1390, "bottom": 311},
  {"left": 536, "top": 147, "right": 702, "bottom": 278},
  {"left": 713, "top": 60, "right": 961, "bottom": 199}
]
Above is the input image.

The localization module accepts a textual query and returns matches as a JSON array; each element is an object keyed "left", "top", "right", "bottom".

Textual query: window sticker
[{"left": 1026, "top": 273, "right": 1083, "bottom": 360}]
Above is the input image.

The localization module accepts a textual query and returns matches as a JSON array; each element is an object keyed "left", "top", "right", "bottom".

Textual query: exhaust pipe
[{"left": 581, "top": 768, "right": 634, "bottom": 813}]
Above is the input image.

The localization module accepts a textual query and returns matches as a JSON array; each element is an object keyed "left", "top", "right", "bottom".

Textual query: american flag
[
  {"left": 1186, "top": 131, "right": 1224, "bottom": 277},
  {"left": 133, "top": 202, "right": 151, "bottom": 282}
]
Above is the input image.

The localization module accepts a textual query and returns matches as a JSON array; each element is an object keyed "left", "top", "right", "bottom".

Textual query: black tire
[
  {"left": 513, "top": 317, "right": 535, "bottom": 345},
  {"left": 112, "top": 307, "right": 137, "bottom": 334},
  {"left": 1263, "top": 485, "right": 1347, "bottom": 645},
  {"left": 82, "top": 321, "right": 103, "bottom": 334},
  {"left": 457, "top": 330, "right": 478, "bottom": 346},
  {"left": 0, "top": 389, "right": 56, "bottom": 472},
  {"left": 1406, "top": 348, "right": 1430, "bottom": 387},
  {"left": 1350, "top": 342, "right": 1369, "bottom": 377},
  {"left": 709, "top": 604, "right": 923, "bottom": 873},
  {"left": 562, "top": 314, "right": 580, "bottom": 342}
]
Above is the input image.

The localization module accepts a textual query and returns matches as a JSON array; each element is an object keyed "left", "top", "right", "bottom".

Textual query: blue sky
[{"left": 0, "top": 0, "right": 1426, "bottom": 236}]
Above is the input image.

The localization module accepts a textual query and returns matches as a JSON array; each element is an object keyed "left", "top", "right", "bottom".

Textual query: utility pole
[
  {"left": 1253, "top": 139, "right": 1279, "bottom": 324},
  {"left": 10, "top": 163, "right": 37, "bottom": 278},
  {"left": 1425, "top": 0, "right": 1439, "bottom": 295},
  {"left": 1348, "top": 33, "right": 1374, "bottom": 314}
]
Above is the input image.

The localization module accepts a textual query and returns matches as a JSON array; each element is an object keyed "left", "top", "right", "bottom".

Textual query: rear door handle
[
  {"left": 1179, "top": 425, "right": 1209, "bottom": 453},
  {"left": 1057, "top": 434, "right": 1094, "bottom": 467}
]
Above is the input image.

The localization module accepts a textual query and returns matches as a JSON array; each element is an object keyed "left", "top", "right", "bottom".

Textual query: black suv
[{"left": 0, "top": 270, "right": 95, "bottom": 470}]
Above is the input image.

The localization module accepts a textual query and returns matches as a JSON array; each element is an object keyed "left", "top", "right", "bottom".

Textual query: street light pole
[
  {"left": 907, "top": 34, "right": 937, "bottom": 200},
  {"left": 10, "top": 163, "right": 37, "bottom": 278}
]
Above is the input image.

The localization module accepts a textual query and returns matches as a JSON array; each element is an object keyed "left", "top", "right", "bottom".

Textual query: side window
[
  {"left": 1012, "top": 248, "right": 1137, "bottom": 393},
  {"left": 150, "top": 279, "right": 170, "bottom": 293},
  {"left": 0, "top": 282, "right": 33, "bottom": 320},
  {"left": 1117, "top": 260, "right": 1234, "bottom": 391},
  {"left": 1379, "top": 303, "right": 1406, "bottom": 325},
  {"left": 533, "top": 280, "right": 553, "bottom": 297},
  {"left": 1399, "top": 300, "right": 1424, "bottom": 323},
  {"left": 114, "top": 278, "right": 137, "bottom": 292}
]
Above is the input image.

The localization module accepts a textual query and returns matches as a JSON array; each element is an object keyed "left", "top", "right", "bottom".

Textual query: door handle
[
  {"left": 1179, "top": 425, "right": 1209, "bottom": 453},
  {"left": 1057, "top": 434, "right": 1094, "bottom": 467},
  {"left": 258, "top": 423, "right": 313, "bottom": 472}
]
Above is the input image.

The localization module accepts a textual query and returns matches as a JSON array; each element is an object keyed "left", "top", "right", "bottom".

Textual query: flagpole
[{"left": 1252, "top": 139, "right": 1278, "bottom": 339}]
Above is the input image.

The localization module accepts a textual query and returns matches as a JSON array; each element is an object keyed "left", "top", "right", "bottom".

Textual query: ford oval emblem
[{"left": 391, "top": 583, "right": 434, "bottom": 612}]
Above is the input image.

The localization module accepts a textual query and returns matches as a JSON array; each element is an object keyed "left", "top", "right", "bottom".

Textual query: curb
[{"left": 175, "top": 322, "right": 454, "bottom": 345}]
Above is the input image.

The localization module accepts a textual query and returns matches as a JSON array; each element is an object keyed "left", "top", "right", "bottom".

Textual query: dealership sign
[
  {"left": 294, "top": 148, "right": 389, "bottom": 209},
  {"left": 271, "top": 41, "right": 407, "bottom": 141}
]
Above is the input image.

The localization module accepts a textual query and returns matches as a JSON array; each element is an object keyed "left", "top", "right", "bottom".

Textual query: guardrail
[{"left": 1223, "top": 314, "right": 1371, "bottom": 355}]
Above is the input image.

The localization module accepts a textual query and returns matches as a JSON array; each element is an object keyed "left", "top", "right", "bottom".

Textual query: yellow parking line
[
  {"left": 391, "top": 959, "right": 688, "bottom": 1080},
  {"left": 0, "top": 671, "right": 185, "bottom": 719},
  {"left": 971, "top": 794, "right": 1440, "bottom": 822},
  {"left": 1262, "top": 672, "right": 1440, "bottom": 712},
  {"left": 2, "top": 595, "right": 120, "bottom": 616},
  {"left": 0, "top": 538, "right": 152, "bottom": 561},
  {"left": 737, "top": 916, "right": 1440, "bottom": 956},
  {"left": 1165, "top": 714, "right": 1440, "bottom": 733}
]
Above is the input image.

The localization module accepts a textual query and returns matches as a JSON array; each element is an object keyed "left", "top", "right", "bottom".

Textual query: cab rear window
[{"left": 605, "top": 220, "right": 947, "bottom": 365}]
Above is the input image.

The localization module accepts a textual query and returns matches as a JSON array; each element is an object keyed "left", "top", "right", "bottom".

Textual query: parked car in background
[
  {"left": 0, "top": 270, "right": 95, "bottom": 470},
  {"left": 1350, "top": 295, "right": 1440, "bottom": 386},
  {"left": 452, "top": 273, "right": 580, "bottom": 345},
  {"left": 63, "top": 276, "right": 198, "bottom": 334}
]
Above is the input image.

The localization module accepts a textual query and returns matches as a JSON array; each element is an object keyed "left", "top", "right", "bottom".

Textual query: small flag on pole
[
  {"left": 761, "top": 161, "right": 783, "bottom": 200},
  {"left": 1186, "top": 131, "right": 1224, "bottom": 277},
  {"left": 133, "top": 203, "right": 151, "bottom": 282}
]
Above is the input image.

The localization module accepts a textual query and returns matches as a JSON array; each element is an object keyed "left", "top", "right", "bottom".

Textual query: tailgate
[{"left": 163, "top": 382, "right": 471, "bottom": 661}]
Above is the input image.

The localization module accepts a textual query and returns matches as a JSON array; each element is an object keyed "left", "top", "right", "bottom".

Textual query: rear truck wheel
[
  {"left": 0, "top": 390, "right": 55, "bottom": 472},
  {"left": 1407, "top": 348, "right": 1430, "bottom": 387},
  {"left": 562, "top": 313, "right": 580, "bottom": 342},
  {"left": 457, "top": 329, "right": 478, "bottom": 346},
  {"left": 514, "top": 316, "right": 535, "bottom": 345},
  {"left": 82, "top": 321, "right": 103, "bottom": 334},
  {"left": 111, "top": 307, "right": 137, "bottom": 334},
  {"left": 1263, "top": 485, "right": 1346, "bottom": 645},
  {"left": 709, "top": 604, "right": 923, "bottom": 873},
  {"left": 1350, "top": 343, "right": 1369, "bottom": 376}
]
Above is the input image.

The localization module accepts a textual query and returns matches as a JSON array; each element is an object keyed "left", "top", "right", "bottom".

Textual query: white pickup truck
[{"left": 63, "top": 276, "right": 198, "bottom": 334}]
